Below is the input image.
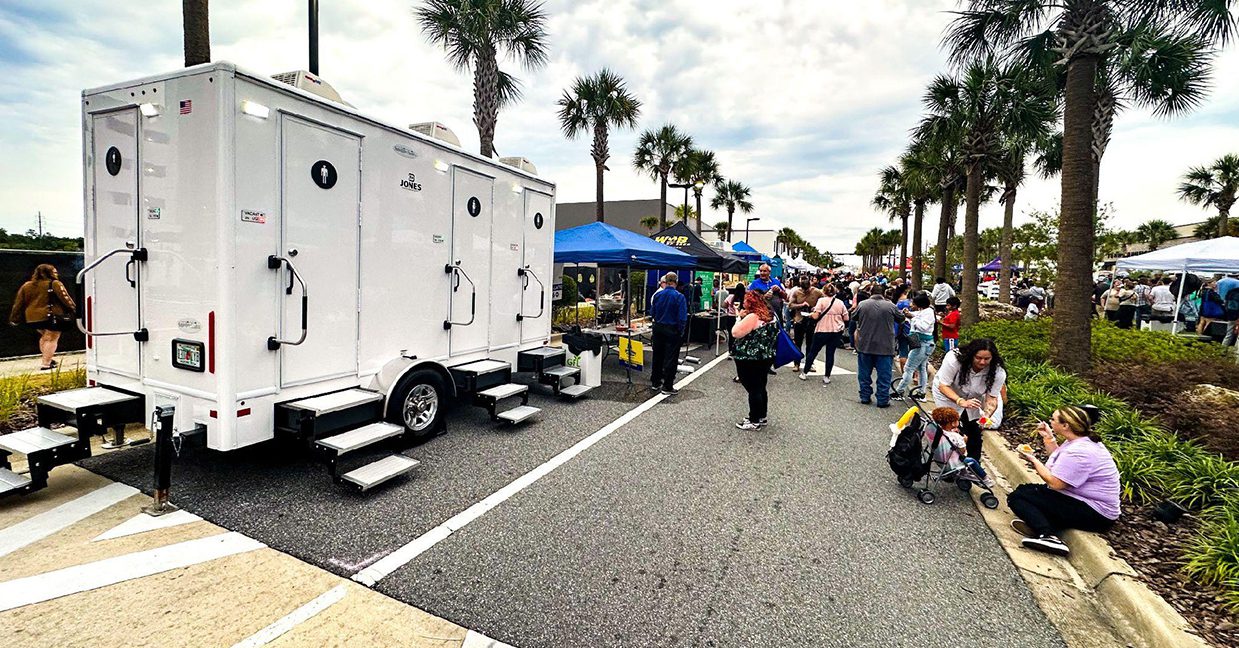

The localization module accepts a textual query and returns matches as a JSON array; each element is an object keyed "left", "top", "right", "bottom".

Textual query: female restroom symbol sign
[
  {"left": 105, "top": 146, "right": 122, "bottom": 176},
  {"left": 311, "top": 160, "right": 337, "bottom": 189}
]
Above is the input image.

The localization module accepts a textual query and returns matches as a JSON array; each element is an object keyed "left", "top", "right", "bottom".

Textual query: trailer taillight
[{"left": 208, "top": 311, "right": 216, "bottom": 373}]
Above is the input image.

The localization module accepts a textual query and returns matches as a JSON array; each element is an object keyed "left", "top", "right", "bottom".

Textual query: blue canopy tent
[
  {"left": 554, "top": 222, "right": 695, "bottom": 268},
  {"left": 731, "top": 240, "right": 771, "bottom": 263},
  {"left": 553, "top": 222, "right": 695, "bottom": 382}
]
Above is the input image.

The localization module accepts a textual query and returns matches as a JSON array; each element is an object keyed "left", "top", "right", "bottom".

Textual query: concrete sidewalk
[{"left": 0, "top": 351, "right": 84, "bottom": 378}]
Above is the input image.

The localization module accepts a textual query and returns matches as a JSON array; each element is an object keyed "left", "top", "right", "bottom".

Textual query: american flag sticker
[{"left": 179, "top": 100, "right": 192, "bottom": 115}]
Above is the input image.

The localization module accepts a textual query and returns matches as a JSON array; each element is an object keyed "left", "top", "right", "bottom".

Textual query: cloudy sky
[{"left": 2, "top": 0, "right": 1238, "bottom": 256}]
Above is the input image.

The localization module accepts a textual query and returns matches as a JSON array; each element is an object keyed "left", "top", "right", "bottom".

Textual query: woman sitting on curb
[{"left": 1009, "top": 406, "right": 1121, "bottom": 557}]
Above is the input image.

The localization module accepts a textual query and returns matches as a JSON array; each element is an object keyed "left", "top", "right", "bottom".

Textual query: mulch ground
[{"left": 996, "top": 422, "right": 1239, "bottom": 647}]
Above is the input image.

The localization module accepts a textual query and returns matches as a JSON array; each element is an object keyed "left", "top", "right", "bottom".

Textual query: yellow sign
[{"left": 618, "top": 337, "right": 644, "bottom": 370}]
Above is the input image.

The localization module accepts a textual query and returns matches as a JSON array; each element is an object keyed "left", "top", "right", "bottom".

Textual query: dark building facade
[{"left": 555, "top": 199, "right": 697, "bottom": 235}]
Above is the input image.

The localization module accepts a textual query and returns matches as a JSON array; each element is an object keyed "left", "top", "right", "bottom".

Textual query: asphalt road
[{"left": 82, "top": 350, "right": 1064, "bottom": 647}]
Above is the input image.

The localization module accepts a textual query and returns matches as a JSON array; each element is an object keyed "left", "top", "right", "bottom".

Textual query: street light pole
[
  {"left": 745, "top": 217, "right": 760, "bottom": 243},
  {"left": 308, "top": 0, "right": 319, "bottom": 75},
  {"left": 669, "top": 182, "right": 692, "bottom": 228}
]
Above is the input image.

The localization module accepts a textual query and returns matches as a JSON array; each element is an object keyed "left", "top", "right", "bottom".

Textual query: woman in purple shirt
[{"left": 1008, "top": 406, "right": 1121, "bottom": 557}]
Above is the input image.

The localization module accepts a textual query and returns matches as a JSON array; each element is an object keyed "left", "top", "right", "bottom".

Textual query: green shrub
[
  {"left": 962, "top": 318, "right": 1227, "bottom": 366},
  {"left": 1183, "top": 498, "right": 1239, "bottom": 611},
  {"left": 553, "top": 304, "right": 595, "bottom": 327},
  {"left": 556, "top": 274, "right": 578, "bottom": 308}
]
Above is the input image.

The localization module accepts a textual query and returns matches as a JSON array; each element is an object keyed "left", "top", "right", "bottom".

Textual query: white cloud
[{"left": 2, "top": 0, "right": 1237, "bottom": 256}]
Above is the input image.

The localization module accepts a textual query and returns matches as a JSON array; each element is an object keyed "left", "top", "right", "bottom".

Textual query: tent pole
[
  {"left": 715, "top": 271, "right": 722, "bottom": 357},
  {"left": 625, "top": 262, "right": 632, "bottom": 385},
  {"left": 574, "top": 263, "right": 580, "bottom": 329},
  {"left": 1173, "top": 263, "right": 1187, "bottom": 335}
]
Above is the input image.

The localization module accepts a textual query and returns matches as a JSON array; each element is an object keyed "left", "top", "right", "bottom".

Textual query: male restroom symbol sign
[
  {"left": 467, "top": 197, "right": 481, "bottom": 217},
  {"left": 311, "top": 160, "right": 337, "bottom": 189}
]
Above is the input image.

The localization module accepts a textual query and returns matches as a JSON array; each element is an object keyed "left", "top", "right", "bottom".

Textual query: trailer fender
[{"left": 369, "top": 357, "right": 457, "bottom": 408}]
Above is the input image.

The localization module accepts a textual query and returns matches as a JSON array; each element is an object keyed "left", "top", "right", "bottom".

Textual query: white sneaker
[
  {"left": 797, "top": 372, "right": 807, "bottom": 381},
  {"left": 822, "top": 376, "right": 831, "bottom": 384},
  {"left": 735, "top": 419, "right": 761, "bottom": 431},
  {"left": 1021, "top": 535, "right": 1070, "bottom": 556}
]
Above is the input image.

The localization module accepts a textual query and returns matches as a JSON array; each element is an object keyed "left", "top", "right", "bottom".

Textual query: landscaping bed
[
  {"left": 0, "top": 366, "right": 86, "bottom": 434},
  {"left": 964, "top": 319, "right": 1239, "bottom": 644}
]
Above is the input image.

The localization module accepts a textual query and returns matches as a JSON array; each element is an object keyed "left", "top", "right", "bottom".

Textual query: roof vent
[
  {"left": 409, "top": 122, "right": 461, "bottom": 147},
  {"left": 271, "top": 70, "right": 351, "bottom": 106},
  {"left": 500, "top": 156, "right": 538, "bottom": 175}
]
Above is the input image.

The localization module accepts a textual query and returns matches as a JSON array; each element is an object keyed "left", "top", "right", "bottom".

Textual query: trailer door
[
  {"left": 278, "top": 116, "right": 361, "bottom": 387},
  {"left": 448, "top": 167, "right": 494, "bottom": 356},
  {"left": 88, "top": 109, "right": 143, "bottom": 378},
  {"left": 521, "top": 190, "right": 554, "bottom": 344}
]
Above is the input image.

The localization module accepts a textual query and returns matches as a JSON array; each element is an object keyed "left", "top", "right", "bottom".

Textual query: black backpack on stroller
[{"left": 887, "top": 412, "right": 930, "bottom": 484}]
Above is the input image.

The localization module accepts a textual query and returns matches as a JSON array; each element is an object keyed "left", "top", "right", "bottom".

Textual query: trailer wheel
[{"left": 390, "top": 370, "right": 446, "bottom": 440}]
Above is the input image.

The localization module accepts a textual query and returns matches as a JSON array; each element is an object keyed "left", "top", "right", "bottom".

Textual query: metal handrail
[
  {"left": 267, "top": 255, "right": 309, "bottom": 350},
  {"left": 516, "top": 266, "right": 545, "bottom": 321},
  {"left": 443, "top": 263, "right": 477, "bottom": 329},
  {"left": 76, "top": 245, "right": 149, "bottom": 339}
]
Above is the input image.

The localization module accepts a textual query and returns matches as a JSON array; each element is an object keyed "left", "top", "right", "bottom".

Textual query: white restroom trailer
[{"left": 0, "top": 61, "right": 586, "bottom": 495}]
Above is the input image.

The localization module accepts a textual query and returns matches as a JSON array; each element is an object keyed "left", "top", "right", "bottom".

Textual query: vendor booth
[
  {"left": 554, "top": 222, "right": 695, "bottom": 382},
  {"left": 648, "top": 222, "right": 749, "bottom": 351},
  {"left": 1116, "top": 237, "right": 1239, "bottom": 335}
]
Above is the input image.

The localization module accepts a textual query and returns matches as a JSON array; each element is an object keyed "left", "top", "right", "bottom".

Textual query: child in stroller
[{"left": 888, "top": 404, "right": 1000, "bottom": 508}]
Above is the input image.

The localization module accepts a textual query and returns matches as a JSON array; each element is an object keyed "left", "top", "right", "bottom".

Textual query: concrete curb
[{"left": 982, "top": 429, "right": 1210, "bottom": 648}]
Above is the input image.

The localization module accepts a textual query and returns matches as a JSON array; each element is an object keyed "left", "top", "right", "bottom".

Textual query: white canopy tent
[
  {"left": 1116, "top": 236, "right": 1239, "bottom": 333},
  {"left": 784, "top": 257, "right": 817, "bottom": 273}
]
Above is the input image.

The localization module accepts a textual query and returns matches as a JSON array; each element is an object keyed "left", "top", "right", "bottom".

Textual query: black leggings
[
  {"left": 1007, "top": 483, "right": 1116, "bottom": 537},
  {"left": 959, "top": 413, "right": 984, "bottom": 461},
  {"left": 803, "top": 331, "right": 843, "bottom": 377},
  {"left": 735, "top": 359, "right": 773, "bottom": 421}
]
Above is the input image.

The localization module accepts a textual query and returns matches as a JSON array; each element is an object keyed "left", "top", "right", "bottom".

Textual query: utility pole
[{"left": 37, "top": 211, "right": 43, "bottom": 237}]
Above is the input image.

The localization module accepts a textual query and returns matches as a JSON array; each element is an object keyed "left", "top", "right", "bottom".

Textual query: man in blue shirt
[
  {"left": 1219, "top": 273, "right": 1239, "bottom": 347},
  {"left": 650, "top": 272, "right": 688, "bottom": 395},
  {"left": 749, "top": 263, "right": 788, "bottom": 373}
]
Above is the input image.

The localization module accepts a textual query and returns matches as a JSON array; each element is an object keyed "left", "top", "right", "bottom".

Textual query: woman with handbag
[
  {"left": 800, "top": 284, "right": 848, "bottom": 384},
  {"left": 731, "top": 290, "right": 778, "bottom": 430},
  {"left": 8, "top": 264, "right": 76, "bottom": 370}
]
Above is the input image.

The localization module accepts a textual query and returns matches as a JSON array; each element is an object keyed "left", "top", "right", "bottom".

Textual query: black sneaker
[
  {"left": 661, "top": 386, "right": 679, "bottom": 395},
  {"left": 735, "top": 419, "right": 761, "bottom": 430},
  {"left": 1021, "top": 534, "right": 1070, "bottom": 556},
  {"left": 755, "top": 418, "right": 769, "bottom": 428}
]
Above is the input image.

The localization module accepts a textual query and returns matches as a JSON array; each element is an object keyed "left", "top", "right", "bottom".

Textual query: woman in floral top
[{"left": 731, "top": 290, "right": 778, "bottom": 430}]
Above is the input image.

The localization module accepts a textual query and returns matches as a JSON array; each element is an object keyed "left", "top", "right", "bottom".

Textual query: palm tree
[
  {"left": 673, "top": 204, "right": 696, "bottom": 224},
  {"left": 416, "top": 0, "right": 549, "bottom": 158},
  {"left": 713, "top": 221, "right": 730, "bottom": 239},
  {"left": 709, "top": 179, "right": 754, "bottom": 242},
  {"left": 556, "top": 69, "right": 642, "bottom": 223},
  {"left": 1136, "top": 219, "right": 1178, "bottom": 251},
  {"left": 182, "top": 0, "right": 210, "bottom": 66},
  {"left": 908, "top": 126, "right": 967, "bottom": 285},
  {"left": 917, "top": 59, "right": 1056, "bottom": 326},
  {"left": 634, "top": 125, "right": 693, "bottom": 230},
  {"left": 945, "top": 1, "right": 1234, "bottom": 373},
  {"left": 674, "top": 149, "right": 723, "bottom": 234},
  {"left": 855, "top": 228, "right": 888, "bottom": 273},
  {"left": 994, "top": 130, "right": 1058, "bottom": 304},
  {"left": 899, "top": 149, "right": 938, "bottom": 290},
  {"left": 1192, "top": 215, "right": 1239, "bottom": 240},
  {"left": 1178, "top": 154, "right": 1239, "bottom": 238},
  {"left": 872, "top": 165, "right": 912, "bottom": 279},
  {"left": 882, "top": 229, "right": 903, "bottom": 269},
  {"left": 639, "top": 215, "right": 660, "bottom": 234}
]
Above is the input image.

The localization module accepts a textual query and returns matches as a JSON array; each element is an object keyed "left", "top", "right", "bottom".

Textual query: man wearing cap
[{"left": 650, "top": 272, "right": 688, "bottom": 395}]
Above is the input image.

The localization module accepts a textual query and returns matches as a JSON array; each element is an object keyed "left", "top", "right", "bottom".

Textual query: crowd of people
[{"left": 1097, "top": 271, "right": 1239, "bottom": 345}]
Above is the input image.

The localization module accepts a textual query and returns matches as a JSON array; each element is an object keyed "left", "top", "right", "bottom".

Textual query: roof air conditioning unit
[
  {"left": 271, "top": 70, "right": 352, "bottom": 106},
  {"left": 409, "top": 122, "right": 461, "bottom": 147},
  {"left": 499, "top": 157, "right": 538, "bottom": 175}
]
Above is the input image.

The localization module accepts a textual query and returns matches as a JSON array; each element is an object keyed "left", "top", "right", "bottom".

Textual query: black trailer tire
[{"left": 389, "top": 369, "right": 447, "bottom": 440}]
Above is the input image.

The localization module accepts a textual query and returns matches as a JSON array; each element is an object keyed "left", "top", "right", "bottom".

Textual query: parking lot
[{"left": 66, "top": 351, "right": 1065, "bottom": 647}]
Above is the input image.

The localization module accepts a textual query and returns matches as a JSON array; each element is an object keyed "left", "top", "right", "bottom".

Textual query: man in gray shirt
[{"left": 852, "top": 292, "right": 905, "bottom": 408}]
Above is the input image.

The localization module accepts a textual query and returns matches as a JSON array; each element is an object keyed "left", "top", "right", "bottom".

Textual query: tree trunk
[
  {"left": 999, "top": 182, "right": 1016, "bottom": 304},
  {"left": 726, "top": 207, "right": 734, "bottom": 242},
  {"left": 658, "top": 170, "right": 669, "bottom": 230},
  {"left": 1220, "top": 204, "right": 1231, "bottom": 238},
  {"left": 592, "top": 122, "right": 608, "bottom": 222},
  {"left": 961, "top": 163, "right": 982, "bottom": 327},
  {"left": 900, "top": 209, "right": 909, "bottom": 281},
  {"left": 473, "top": 51, "right": 500, "bottom": 159},
  {"left": 182, "top": 0, "right": 210, "bottom": 67},
  {"left": 935, "top": 184, "right": 955, "bottom": 282},
  {"left": 1050, "top": 55, "right": 1100, "bottom": 374},
  {"left": 911, "top": 200, "right": 925, "bottom": 290}
]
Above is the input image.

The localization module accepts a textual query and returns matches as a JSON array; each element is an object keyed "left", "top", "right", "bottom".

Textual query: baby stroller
[{"left": 887, "top": 398, "right": 1000, "bottom": 509}]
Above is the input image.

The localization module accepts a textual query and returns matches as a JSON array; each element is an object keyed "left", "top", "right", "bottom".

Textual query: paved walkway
[
  {"left": 0, "top": 351, "right": 84, "bottom": 378},
  {"left": 53, "top": 351, "right": 1067, "bottom": 647}
]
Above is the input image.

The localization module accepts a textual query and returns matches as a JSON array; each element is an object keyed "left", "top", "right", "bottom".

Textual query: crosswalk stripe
[
  {"left": 0, "top": 482, "right": 138, "bottom": 558},
  {"left": 0, "top": 531, "right": 265, "bottom": 612},
  {"left": 230, "top": 583, "right": 348, "bottom": 648}
]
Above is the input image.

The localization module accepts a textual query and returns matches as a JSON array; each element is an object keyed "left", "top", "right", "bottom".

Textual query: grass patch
[{"left": 0, "top": 365, "right": 87, "bottom": 428}]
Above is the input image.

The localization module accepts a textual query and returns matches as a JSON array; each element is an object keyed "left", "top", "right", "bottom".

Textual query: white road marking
[
  {"left": 353, "top": 353, "right": 731, "bottom": 586},
  {"left": 0, "top": 482, "right": 138, "bottom": 558},
  {"left": 800, "top": 360, "right": 855, "bottom": 376},
  {"left": 0, "top": 531, "right": 265, "bottom": 612},
  {"left": 462, "top": 629, "right": 516, "bottom": 648},
  {"left": 229, "top": 583, "right": 348, "bottom": 648},
  {"left": 92, "top": 509, "right": 202, "bottom": 542}
]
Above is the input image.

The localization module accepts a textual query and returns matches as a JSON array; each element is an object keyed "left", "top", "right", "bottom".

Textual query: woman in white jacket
[{"left": 893, "top": 294, "right": 934, "bottom": 398}]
